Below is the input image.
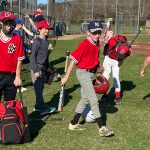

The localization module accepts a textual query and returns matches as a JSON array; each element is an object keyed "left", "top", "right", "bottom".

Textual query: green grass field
[{"left": 1, "top": 35, "right": 150, "bottom": 150}]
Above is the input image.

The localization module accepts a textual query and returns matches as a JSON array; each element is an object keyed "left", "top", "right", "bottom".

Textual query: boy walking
[
  {"left": 0, "top": 11, "right": 25, "bottom": 100},
  {"left": 61, "top": 21, "right": 114, "bottom": 137},
  {"left": 30, "top": 20, "right": 55, "bottom": 116}
]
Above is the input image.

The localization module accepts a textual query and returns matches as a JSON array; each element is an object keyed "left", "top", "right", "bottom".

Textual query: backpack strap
[
  {"left": 106, "top": 40, "right": 120, "bottom": 55},
  {"left": 105, "top": 35, "right": 127, "bottom": 55}
]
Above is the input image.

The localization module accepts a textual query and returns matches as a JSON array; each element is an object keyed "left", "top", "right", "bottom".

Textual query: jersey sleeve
[
  {"left": 30, "top": 39, "right": 40, "bottom": 73},
  {"left": 17, "top": 37, "right": 25, "bottom": 61},
  {"left": 69, "top": 42, "right": 86, "bottom": 64}
]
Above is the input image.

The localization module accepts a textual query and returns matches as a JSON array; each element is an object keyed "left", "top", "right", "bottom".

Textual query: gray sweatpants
[{"left": 75, "top": 69, "right": 101, "bottom": 119}]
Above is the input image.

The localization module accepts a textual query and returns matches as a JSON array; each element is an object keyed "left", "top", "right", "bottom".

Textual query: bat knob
[
  {"left": 66, "top": 51, "right": 70, "bottom": 56},
  {"left": 57, "top": 106, "right": 63, "bottom": 112}
]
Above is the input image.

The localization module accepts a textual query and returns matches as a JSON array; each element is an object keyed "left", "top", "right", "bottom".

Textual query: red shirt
[
  {"left": 147, "top": 50, "right": 150, "bottom": 57},
  {"left": 70, "top": 37, "right": 100, "bottom": 69},
  {"left": 107, "top": 37, "right": 131, "bottom": 61},
  {"left": 0, "top": 33, "right": 25, "bottom": 73}
]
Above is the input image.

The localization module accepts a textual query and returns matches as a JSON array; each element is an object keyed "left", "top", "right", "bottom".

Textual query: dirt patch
[
  {"left": 131, "top": 42, "right": 150, "bottom": 54},
  {"left": 57, "top": 34, "right": 87, "bottom": 40},
  {"left": 57, "top": 34, "right": 150, "bottom": 55}
]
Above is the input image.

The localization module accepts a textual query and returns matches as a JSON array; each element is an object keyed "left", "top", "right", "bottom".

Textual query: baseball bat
[
  {"left": 128, "top": 28, "right": 143, "bottom": 47},
  {"left": 57, "top": 51, "right": 70, "bottom": 112}
]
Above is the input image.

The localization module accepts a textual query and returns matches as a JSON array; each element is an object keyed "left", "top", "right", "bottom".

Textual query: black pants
[{"left": 0, "top": 72, "right": 17, "bottom": 101}]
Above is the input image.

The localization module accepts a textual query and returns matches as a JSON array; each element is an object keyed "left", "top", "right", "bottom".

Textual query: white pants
[{"left": 103, "top": 56, "right": 121, "bottom": 92}]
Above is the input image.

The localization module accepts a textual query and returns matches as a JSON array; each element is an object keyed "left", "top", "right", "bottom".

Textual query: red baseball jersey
[
  {"left": 70, "top": 37, "right": 100, "bottom": 69},
  {"left": 147, "top": 50, "right": 150, "bottom": 57},
  {"left": 0, "top": 33, "right": 25, "bottom": 73},
  {"left": 107, "top": 37, "right": 131, "bottom": 61}
]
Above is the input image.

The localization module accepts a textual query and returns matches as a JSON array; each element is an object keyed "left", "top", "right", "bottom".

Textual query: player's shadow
[
  {"left": 98, "top": 80, "right": 136, "bottom": 114},
  {"left": 46, "top": 84, "right": 80, "bottom": 109},
  {"left": 143, "top": 93, "right": 150, "bottom": 100},
  {"left": 50, "top": 57, "right": 66, "bottom": 66},
  {"left": 121, "top": 80, "right": 136, "bottom": 97},
  {"left": 28, "top": 111, "right": 46, "bottom": 141},
  {"left": 28, "top": 109, "right": 61, "bottom": 141}
]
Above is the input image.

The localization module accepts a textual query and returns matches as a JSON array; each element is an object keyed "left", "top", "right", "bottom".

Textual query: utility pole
[
  {"left": 92, "top": 0, "right": 94, "bottom": 20},
  {"left": 115, "top": 0, "right": 118, "bottom": 34},
  {"left": 104, "top": 0, "right": 106, "bottom": 20},
  {"left": 137, "top": 0, "right": 141, "bottom": 33},
  {"left": 47, "top": 0, "right": 49, "bottom": 17},
  {"left": 65, "top": 0, "right": 67, "bottom": 24}
]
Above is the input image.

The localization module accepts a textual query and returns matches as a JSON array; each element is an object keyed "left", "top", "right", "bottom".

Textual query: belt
[
  {"left": 86, "top": 68, "right": 95, "bottom": 73},
  {"left": 0, "top": 71, "right": 16, "bottom": 75}
]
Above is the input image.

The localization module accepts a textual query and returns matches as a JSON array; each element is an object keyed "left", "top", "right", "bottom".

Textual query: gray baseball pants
[{"left": 75, "top": 68, "right": 101, "bottom": 119}]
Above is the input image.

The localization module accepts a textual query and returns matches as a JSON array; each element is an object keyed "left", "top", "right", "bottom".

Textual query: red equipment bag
[
  {"left": 105, "top": 34, "right": 131, "bottom": 60},
  {"left": 0, "top": 88, "right": 31, "bottom": 144},
  {"left": 0, "top": 100, "right": 25, "bottom": 144}
]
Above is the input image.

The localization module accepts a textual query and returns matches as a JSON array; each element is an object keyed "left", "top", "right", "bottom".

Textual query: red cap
[
  {"left": 34, "top": 11, "right": 42, "bottom": 18},
  {"left": 0, "top": 11, "right": 15, "bottom": 22},
  {"left": 36, "top": 20, "right": 53, "bottom": 30}
]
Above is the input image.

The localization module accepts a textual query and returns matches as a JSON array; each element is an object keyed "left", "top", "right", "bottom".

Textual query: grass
[{"left": 1, "top": 35, "right": 150, "bottom": 150}]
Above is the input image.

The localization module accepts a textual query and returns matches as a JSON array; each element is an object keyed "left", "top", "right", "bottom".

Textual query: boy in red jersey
[
  {"left": 61, "top": 21, "right": 114, "bottom": 137},
  {"left": 0, "top": 11, "right": 25, "bottom": 101}
]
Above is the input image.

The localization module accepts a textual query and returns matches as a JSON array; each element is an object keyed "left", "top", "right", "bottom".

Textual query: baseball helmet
[
  {"left": 36, "top": 20, "right": 53, "bottom": 30},
  {"left": 93, "top": 75, "right": 109, "bottom": 94},
  {"left": 34, "top": 11, "right": 45, "bottom": 22},
  {"left": 0, "top": 11, "right": 15, "bottom": 22}
]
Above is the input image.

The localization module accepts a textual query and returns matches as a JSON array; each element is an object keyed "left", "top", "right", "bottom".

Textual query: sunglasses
[
  {"left": 3, "top": 20, "right": 16, "bottom": 28},
  {"left": 91, "top": 31, "right": 102, "bottom": 35}
]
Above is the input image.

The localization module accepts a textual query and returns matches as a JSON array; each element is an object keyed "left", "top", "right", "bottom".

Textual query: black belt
[
  {"left": 0, "top": 72, "right": 16, "bottom": 75},
  {"left": 86, "top": 69, "right": 95, "bottom": 73}
]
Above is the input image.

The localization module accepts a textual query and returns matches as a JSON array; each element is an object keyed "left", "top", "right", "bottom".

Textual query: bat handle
[
  {"left": 57, "top": 105, "right": 63, "bottom": 112},
  {"left": 66, "top": 51, "right": 70, "bottom": 56}
]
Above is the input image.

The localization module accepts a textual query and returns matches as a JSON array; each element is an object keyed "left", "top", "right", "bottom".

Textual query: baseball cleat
[
  {"left": 69, "top": 123, "right": 85, "bottom": 130},
  {"left": 99, "top": 126, "right": 114, "bottom": 137}
]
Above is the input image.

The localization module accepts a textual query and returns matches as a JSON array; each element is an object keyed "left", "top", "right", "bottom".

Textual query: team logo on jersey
[{"left": 8, "top": 43, "right": 16, "bottom": 53}]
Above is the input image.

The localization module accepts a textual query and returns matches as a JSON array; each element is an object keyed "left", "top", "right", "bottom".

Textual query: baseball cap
[
  {"left": 34, "top": 11, "right": 42, "bottom": 18},
  {"left": 0, "top": 11, "right": 15, "bottom": 22},
  {"left": 34, "top": 11, "right": 45, "bottom": 22},
  {"left": 88, "top": 21, "right": 103, "bottom": 33},
  {"left": 36, "top": 20, "right": 53, "bottom": 30},
  {"left": 15, "top": 18, "right": 24, "bottom": 25}
]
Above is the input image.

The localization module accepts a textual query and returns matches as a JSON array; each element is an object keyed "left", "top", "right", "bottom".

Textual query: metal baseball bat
[
  {"left": 57, "top": 51, "right": 70, "bottom": 112},
  {"left": 129, "top": 28, "right": 143, "bottom": 47}
]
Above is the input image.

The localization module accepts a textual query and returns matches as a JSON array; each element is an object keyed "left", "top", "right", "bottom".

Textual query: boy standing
[
  {"left": 30, "top": 20, "right": 55, "bottom": 116},
  {"left": 0, "top": 11, "right": 25, "bottom": 100},
  {"left": 61, "top": 21, "right": 114, "bottom": 137}
]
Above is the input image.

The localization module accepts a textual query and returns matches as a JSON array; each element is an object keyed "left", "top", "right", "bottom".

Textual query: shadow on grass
[
  {"left": 28, "top": 111, "right": 46, "bottom": 141},
  {"left": 46, "top": 84, "right": 80, "bottom": 108},
  {"left": 50, "top": 57, "right": 66, "bottom": 66},
  {"left": 143, "top": 93, "right": 150, "bottom": 100},
  {"left": 28, "top": 110, "right": 64, "bottom": 141},
  {"left": 98, "top": 80, "right": 136, "bottom": 115}
]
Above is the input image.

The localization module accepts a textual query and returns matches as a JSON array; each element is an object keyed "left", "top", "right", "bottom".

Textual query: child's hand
[
  {"left": 34, "top": 72, "right": 40, "bottom": 78},
  {"left": 61, "top": 76, "right": 69, "bottom": 85}
]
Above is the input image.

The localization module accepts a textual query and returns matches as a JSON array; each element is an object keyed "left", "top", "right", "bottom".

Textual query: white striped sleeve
[{"left": 69, "top": 55, "right": 78, "bottom": 64}]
